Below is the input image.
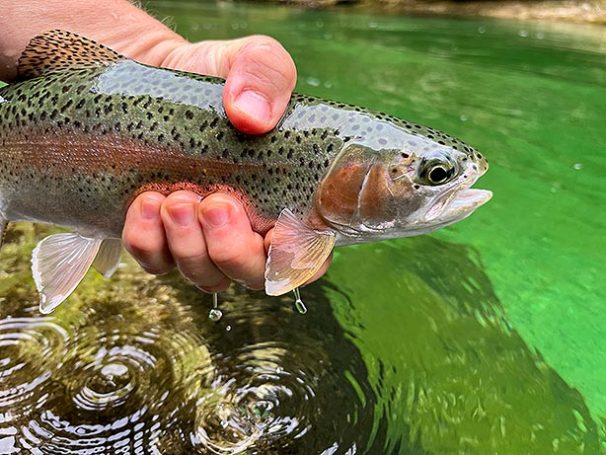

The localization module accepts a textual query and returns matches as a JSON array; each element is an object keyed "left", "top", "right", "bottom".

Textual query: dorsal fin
[{"left": 17, "top": 29, "right": 125, "bottom": 80}]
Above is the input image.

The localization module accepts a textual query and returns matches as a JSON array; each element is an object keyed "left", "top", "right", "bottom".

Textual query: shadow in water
[
  {"left": 0, "top": 225, "right": 601, "bottom": 453},
  {"left": 325, "top": 236, "right": 601, "bottom": 453}
]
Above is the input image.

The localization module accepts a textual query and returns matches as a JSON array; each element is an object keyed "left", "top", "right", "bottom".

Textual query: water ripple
[
  {"left": 14, "top": 320, "right": 209, "bottom": 453},
  {"left": 0, "top": 317, "right": 67, "bottom": 417},
  {"left": 0, "top": 241, "right": 377, "bottom": 453},
  {"left": 193, "top": 342, "right": 320, "bottom": 453}
]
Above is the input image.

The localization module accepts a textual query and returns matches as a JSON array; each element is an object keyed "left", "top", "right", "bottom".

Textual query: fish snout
[{"left": 472, "top": 151, "right": 489, "bottom": 174}]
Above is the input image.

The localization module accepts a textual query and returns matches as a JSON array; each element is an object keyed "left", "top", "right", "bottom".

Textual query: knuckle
[
  {"left": 175, "top": 253, "right": 212, "bottom": 278},
  {"left": 236, "top": 38, "right": 296, "bottom": 91},
  {"left": 123, "top": 234, "right": 155, "bottom": 259},
  {"left": 242, "top": 34, "right": 281, "bottom": 50},
  {"left": 164, "top": 190, "right": 200, "bottom": 204},
  {"left": 208, "top": 246, "right": 246, "bottom": 271}
]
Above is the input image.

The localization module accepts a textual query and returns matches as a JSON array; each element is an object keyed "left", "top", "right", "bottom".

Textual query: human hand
[
  {"left": 122, "top": 36, "right": 332, "bottom": 292},
  {"left": 0, "top": 1, "right": 331, "bottom": 293}
]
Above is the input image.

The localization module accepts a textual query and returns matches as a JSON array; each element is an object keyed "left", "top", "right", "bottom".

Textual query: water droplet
[
  {"left": 209, "top": 308, "right": 223, "bottom": 322},
  {"left": 478, "top": 26, "right": 486, "bottom": 34},
  {"left": 573, "top": 163, "right": 583, "bottom": 170},
  {"left": 100, "top": 362, "right": 129, "bottom": 379},
  {"left": 306, "top": 77, "right": 321, "bottom": 87},
  {"left": 295, "top": 300, "right": 307, "bottom": 314},
  {"left": 459, "top": 114, "right": 468, "bottom": 122},
  {"left": 209, "top": 293, "right": 222, "bottom": 321},
  {"left": 293, "top": 288, "right": 307, "bottom": 315},
  {"left": 225, "top": 325, "right": 232, "bottom": 332},
  {"left": 518, "top": 30, "right": 529, "bottom": 38}
]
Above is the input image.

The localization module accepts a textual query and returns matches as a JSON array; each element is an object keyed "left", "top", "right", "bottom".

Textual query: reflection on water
[
  {"left": 0, "top": 224, "right": 600, "bottom": 453},
  {"left": 0, "top": 226, "right": 379, "bottom": 454}
]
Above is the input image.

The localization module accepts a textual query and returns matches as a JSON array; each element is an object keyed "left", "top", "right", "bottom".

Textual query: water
[{"left": 1, "top": 2, "right": 605, "bottom": 453}]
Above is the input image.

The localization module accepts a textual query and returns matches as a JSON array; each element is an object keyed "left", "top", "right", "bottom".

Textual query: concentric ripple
[
  {"left": 17, "top": 322, "right": 211, "bottom": 454},
  {"left": 1, "top": 227, "right": 376, "bottom": 454},
  {"left": 185, "top": 287, "right": 378, "bottom": 454},
  {"left": 193, "top": 342, "right": 320, "bottom": 453},
  {"left": 0, "top": 317, "right": 68, "bottom": 418}
]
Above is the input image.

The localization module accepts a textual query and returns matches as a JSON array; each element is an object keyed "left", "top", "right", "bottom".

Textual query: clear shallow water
[{"left": 1, "top": 2, "right": 606, "bottom": 453}]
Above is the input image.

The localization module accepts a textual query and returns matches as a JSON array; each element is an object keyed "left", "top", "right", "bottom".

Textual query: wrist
[{"left": 0, "top": 0, "right": 187, "bottom": 81}]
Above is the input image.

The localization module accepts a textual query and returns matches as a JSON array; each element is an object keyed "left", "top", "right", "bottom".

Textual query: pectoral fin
[
  {"left": 32, "top": 233, "right": 103, "bottom": 314},
  {"left": 265, "top": 209, "right": 336, "bottom": 296},
  {"left": 92, "top": 239, "right": 122, "bottom": 278}
]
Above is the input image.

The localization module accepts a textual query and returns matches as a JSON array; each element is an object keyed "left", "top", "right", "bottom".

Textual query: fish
[{"left": 0, "top": 30, "right": 492, "bottom": 314}]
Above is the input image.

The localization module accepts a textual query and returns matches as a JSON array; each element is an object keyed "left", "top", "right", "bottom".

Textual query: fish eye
[
  {"left": 429, "top": 166, "right": 450, "bottom": 184},
  {"left": 418, "top": 159, "right": 457, "bottom": 186}
]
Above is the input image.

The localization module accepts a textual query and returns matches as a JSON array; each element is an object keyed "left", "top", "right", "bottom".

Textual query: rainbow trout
[{"left": 0, "top": 30, "right": 491, "bottom": 313}]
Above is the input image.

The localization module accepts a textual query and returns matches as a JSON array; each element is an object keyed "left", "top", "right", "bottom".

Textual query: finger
[
  {"left": 198, "top": 194, "right": 267, "bottom": 290},
  {"left": 222, "top": 36, "right": 297, "bottom": 134},
  {"left": 160, "top": 191, "right": 230, "bottom": 292},
  {"left": 123, "top": 192, "right": 173, "bottom": 274},
  {"left": 264, "top": 230, "right": 333, "bottom": 286},
  {"left": 161, "top": 36, "right": 297, "bottom": 134}
]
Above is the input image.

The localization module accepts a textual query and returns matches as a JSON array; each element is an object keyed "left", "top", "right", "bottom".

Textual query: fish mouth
[{"left": 424, "top": 188, "right": 493, "bottom": 224}]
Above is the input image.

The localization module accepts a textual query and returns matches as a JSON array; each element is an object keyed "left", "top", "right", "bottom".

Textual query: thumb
[
  {"left": 221, "top": 36, "right": 297, "bottom": 134},
  {"left": 161, "top": 36, "right": 297, "bottom": 135}
]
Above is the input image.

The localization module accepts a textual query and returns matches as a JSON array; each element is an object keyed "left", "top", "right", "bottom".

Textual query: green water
[{"left": 1, "top": 1, "right": 605, "bottom": 453}]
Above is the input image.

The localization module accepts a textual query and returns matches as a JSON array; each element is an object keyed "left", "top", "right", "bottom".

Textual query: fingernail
[
  {"left": 141, "top": 196, "right": 162, "bottom": 220},
  {"left": 201, "top": 203, "right": 232, "bottom": 228},
  {"left": 234, "top": 90, "right": 271, "bottom": 122},
  {"left": 168, "top": 203, "right": 195, "bottom": 227}
]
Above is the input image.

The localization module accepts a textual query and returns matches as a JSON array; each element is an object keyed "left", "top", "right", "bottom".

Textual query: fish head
[{"left": 316, "top": 139, "right": 492, "bottom": 242}]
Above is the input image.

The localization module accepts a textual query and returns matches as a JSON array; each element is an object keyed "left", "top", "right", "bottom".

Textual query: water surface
[{"left": 1, "top": 2, "right": 605, "bottom": 453}]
